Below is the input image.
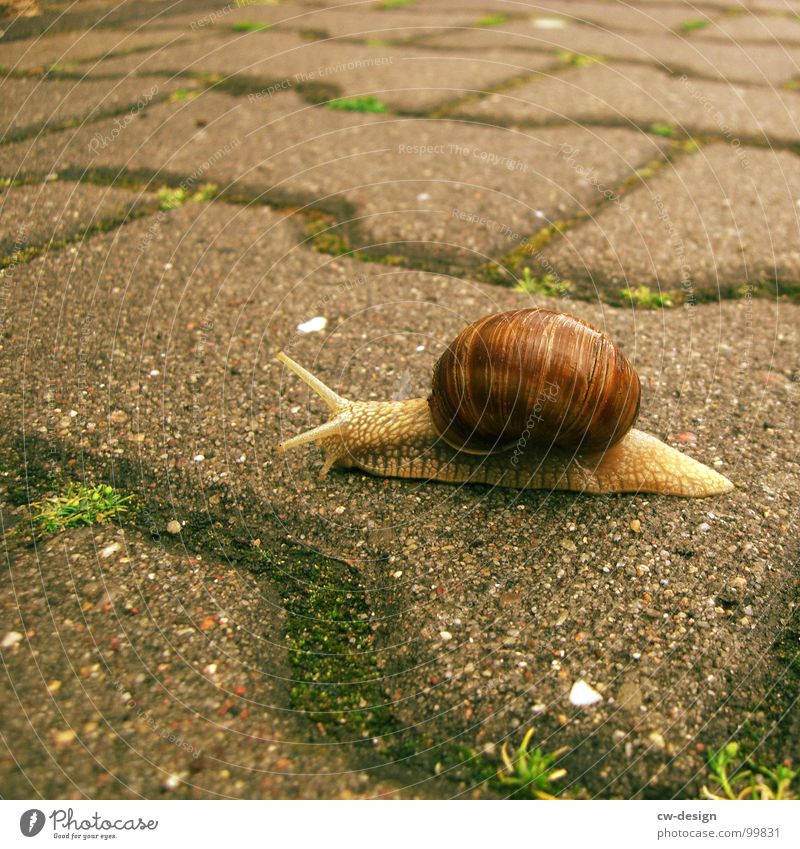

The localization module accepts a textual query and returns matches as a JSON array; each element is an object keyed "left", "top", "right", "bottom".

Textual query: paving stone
[
  {"left": 0, "top": 27, "right": 188, "bottom": 71},
  {"left": 501, "top": 2, "right": 715, "bottom": 35},
  {"left": 93, "top": 30, "right": 545, "bottom": 111},
  {"left": 247, "top": 118, "right": 667, "bottom": 263},
  {"left": 0, "top": 524, "right": 386, "bottom": 799},
  {"left": 188, "top": 5, "right": 481, "bottom": 42},
  {"left": 2, "top": 90, "right": 666, "bottom": 267},
  {"left": 0, "top": 181, "right": 151, "bottom": 257},
  {"left": 155, "top": 1, "right": 301, "bottom": 34},
  {"left": 539, "top": 144, "right": 800, "bottom": 297},
  {"left": 0, "top": 0, "right": 226, "bottom": 39},
  {"left": 0, "top": 74, "right": 194, "bottom": 140},
  {"left": 0, "top": 90, "right": 291, "bottom": 184},
  {"left": 1, "top": 204, "right": 797, "bottom": 798},
  {"left": 281, "top": 7, "right": 479, "bottom": 41},
  {"left": 423, "top": 19, "right": 800, "bottom": 84},
  {"left": 747, "top": 0, "right": 800, "bottom": 13},
  {"left": 698, "top": 11, "right": 800, "bottom": 44},
  {"left": 2, "top": 0, "right": 799, "bottom": 802},
  {"left": 457, "top": 61, "right": 800, "bottom": 145}
]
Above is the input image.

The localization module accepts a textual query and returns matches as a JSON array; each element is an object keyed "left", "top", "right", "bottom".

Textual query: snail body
[{"left": 277, "top": 309, "right": 733, "bottom": 498}]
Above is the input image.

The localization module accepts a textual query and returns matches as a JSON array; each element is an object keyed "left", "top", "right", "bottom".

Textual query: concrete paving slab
[
  {"left": 0, "top": 27, "right": 189, "bottom": 72},
  {"left": 170, "top": 4, "right": 482, "bottom": 42},
  {"left": 0, "top": 181, "right": 151, "bottom": 257},
  {"left": 422, "top": 20, "right": 800, "bottom": 84},
  {"left": 241, "top": 118, "right": 666, "bottom": 263},
  {"left": 698, "top": 11, "right": 800, "bottom": 44},
  {"left": 0, "top": 203, "right": 797, "bottom": 797},
  {"left": 510, "top": 2, "right": 715, "bottom": 35},
  {"left": 269, "top": 6, "right": 480, "bottom": 41},
  {"left": 0, "top": 524, "right": 388, "bottom": 798},
  {"left": 91, "top": 30, "right": 544, "bottom": 112},
  {"left": 0, "top": 90, "right": 297, "bottom": 184},
  {"left": 1, "top": 89, "right": 665, "bottom": 266},
  {"left": 0, "top": 74, "right": 193, "bottom": 140},
  {"left": 539, "top": 144, "right": 800, "bottom": 297},
  {"left": 456, "top": 61, "right": 800, "bottom": 146}
]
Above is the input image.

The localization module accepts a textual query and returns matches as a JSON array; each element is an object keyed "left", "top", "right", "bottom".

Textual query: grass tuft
[
  {"left": 32, "top": 483, "right": 136, "bottom": 534},
  {"left": 496, "top": 728, "right": 569, "bottom": 799},
  {"left": 378, "top": 0, "right": 416, "bottom": 8},
  {"left": 702, "top": 741, "right": 796, "bottom": 800},
  {"left": 326, "top": 95, "right": 387, "bottom": 113}
]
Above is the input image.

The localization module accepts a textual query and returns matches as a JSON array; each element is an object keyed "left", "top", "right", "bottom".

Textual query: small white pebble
[
  {"left": 1, "top": 631, "right": 23, "bottom": 649},
  {"left": 439, "top": 630, "right": 453, "bottom": 642},
  {"left": 532, "top": 17, "right": 566, "bottom": 29},
  {"left": 101, "top": 542, "right": 121, "bottom": 559},
  {"left": 166, "top": 520, "right": 182, "bottom": 534},
  {"left": 297, "top": 316, "right": 327, "bottom": 334},
  {"left": 569, "top": 679, "right": 603, "bottom": 706},
  {"left": 415, "top": 345, "right": 425, "bottom": 352},
  {"left": 193, "top": 454, "right": 205, "bottom": 462},
  {"left": 164, "top": 774, "right": 180, "bottom": 790},
  {"left": 416, "top": 192, "right": 430, "bottom": 201}
]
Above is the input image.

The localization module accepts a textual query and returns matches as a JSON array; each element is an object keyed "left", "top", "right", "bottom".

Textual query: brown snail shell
[{"left": 427, "top": 308, "right": 641, "bottom": 454}]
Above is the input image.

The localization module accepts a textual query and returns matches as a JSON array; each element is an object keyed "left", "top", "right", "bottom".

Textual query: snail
[{"left": 276, "top": 308, "right": 734, "bottom": 498}]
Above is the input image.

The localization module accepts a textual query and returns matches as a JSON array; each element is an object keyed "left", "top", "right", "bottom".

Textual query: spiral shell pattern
[{"left": 427, "top": 309, "right": 641, "bottom": 454}]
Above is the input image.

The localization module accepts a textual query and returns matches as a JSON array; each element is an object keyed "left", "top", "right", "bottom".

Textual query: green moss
[
  {"left": 258, "top": 548, "right": 394, "bottom": 737},
  {"left": 170, "top": 88, "right": 201, "bottom": 102},
  {"left": 190, "top": 182, "right": 219, "bottom": 202},
  {"left": 156, "top": 187, "right": 188, "bottom": 210},
  {"left": 649, "top": 122, "right": 675, "bottom": 138},
  {"left": 378, "top": 0, "right": 416, "bottom": 8},
  {"left": 305, "top": 211, "right": 352, "bottom": 255},
  {"left": 31, "top": 483, "right": 136, "bottom": 534},
  {"left": 156, "top": 183, "right": 218, "bottom": 210},
  {"left": 680, "top": 19, "right": 708, "bottom": 33},
  {"left": 232, "top": 20, "right": 272, "bottom": 32},
  {"left": 475, "top": 14, "right": 506, "bottom": 27},
  {"left": 516, "top": 268, "right": 571, "bottom": 298},
  {"left": 299, "top": 28, "right": 329, "bottom": 40},
  {"left": 483, "top": 220, "right": 571, "bottom": 286},
  {"left": 326, "top": 95, "right": 388, "bottom": 113},
  {"left": 620, "top": 285, "right": 674, "bottom": 308},
  {"left": 556, "top": 50, "right": 604, "bottom": 67}
]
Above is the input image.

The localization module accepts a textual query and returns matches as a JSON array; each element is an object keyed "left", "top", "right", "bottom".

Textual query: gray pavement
[{"left": 1, "top": 0, "right": 798, "bottom": 800}]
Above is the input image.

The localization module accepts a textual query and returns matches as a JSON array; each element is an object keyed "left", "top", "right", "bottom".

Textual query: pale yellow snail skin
[{"left": 275, "top": 352, "right": 734, "bottom": 498}]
